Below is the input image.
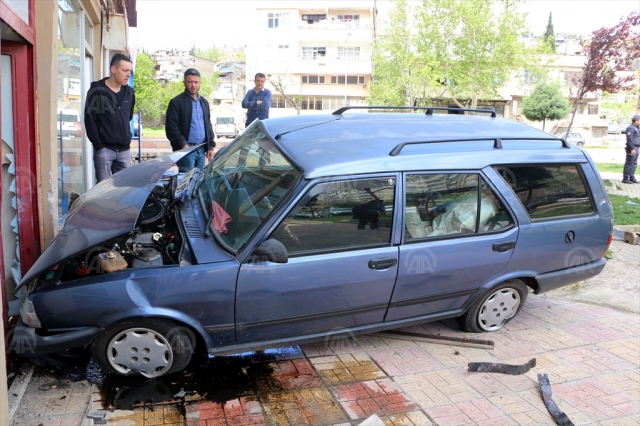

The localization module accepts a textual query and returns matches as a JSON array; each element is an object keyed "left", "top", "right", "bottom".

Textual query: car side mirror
[{"left": 251, "top": 239, "right": 288, "bottom": 263}]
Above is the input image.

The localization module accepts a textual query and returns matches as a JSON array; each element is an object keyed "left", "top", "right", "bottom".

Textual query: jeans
[
  {"left": 176, "top": 145, "right": 205, "bottom": 173},
  {"left": 94, "top": 147, "right": 130, "bottom": 183},
  {"left": 623, "top": 149, "right": 639, "bottom": 179}
]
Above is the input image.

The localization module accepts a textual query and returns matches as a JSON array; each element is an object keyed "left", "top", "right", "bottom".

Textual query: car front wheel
[
  {"left": 457, "top": 279, "right": 527, "bottom": 332},
  {"left": 91, "top": 318, "right": 195, "bottom": 378}
]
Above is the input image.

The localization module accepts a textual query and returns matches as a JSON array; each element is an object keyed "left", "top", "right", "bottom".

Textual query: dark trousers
[{"left": 623, "top": 149, "right": 639, "bottom": 179}]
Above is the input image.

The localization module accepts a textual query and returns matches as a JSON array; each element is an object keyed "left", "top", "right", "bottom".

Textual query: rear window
[
  {"left": 493, "top": 165, "right": 594, "bottom": 220},
  {"left": 216, "top": 117, "right": 234, "bottom": 125}
]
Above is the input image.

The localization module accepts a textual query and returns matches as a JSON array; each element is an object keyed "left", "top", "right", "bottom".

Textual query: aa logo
[
  {"left": 403, "top": 249, "right": 437, "bottom": 274},
  {"left": 323, "top": 328, "right": 358, "bottom": 353},
  {"left": 564, "top": 246, "right": 598, "bottom": 274},
  {"left": 6, "top": 327, "right": 37, "bottom": 355}
]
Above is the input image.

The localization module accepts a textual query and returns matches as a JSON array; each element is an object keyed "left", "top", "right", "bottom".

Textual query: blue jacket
[{"left": 242, "top": 88, "right": 271, "bottom": 126}]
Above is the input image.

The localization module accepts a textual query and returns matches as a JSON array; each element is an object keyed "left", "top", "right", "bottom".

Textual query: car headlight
[{"left": 20, "top": 298, "right": 42, "bottom": 328}]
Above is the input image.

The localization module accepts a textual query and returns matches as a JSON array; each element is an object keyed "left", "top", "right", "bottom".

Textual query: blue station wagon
[{"left": 13, "top": 107, "right": 613, "bottom": 378}]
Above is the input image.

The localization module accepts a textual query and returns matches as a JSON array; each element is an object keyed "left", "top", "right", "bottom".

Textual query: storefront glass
[{"left": 57, "top": 0, "right": 85, "bottom": 225}]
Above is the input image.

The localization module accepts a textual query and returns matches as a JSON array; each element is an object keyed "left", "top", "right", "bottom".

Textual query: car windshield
[{"left": 197, "top": 123, "right": 301, "bottom": 253}]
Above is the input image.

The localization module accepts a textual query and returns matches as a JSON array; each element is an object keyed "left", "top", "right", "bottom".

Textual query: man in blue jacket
[
  {"left": 84, "top": 53, "right": 135, "bottom": 183},
  {"left": 242, "top": 73, "right": 271, "bottom": 127},
  {"left": 623, "top": 115, "right": 640, "bottom": 184},
  {"left": 165, "top": 68, "right": 216, "bottom": 173}
]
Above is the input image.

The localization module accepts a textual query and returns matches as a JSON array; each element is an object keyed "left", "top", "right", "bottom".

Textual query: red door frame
[{"left": 0, "top": 41, "right": 40, "bottom": 329}]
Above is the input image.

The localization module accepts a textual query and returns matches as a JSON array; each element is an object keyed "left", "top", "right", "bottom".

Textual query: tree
[
  {"left": 416, "top": 0, "right": 537, "bottom": 109},
  {"left": 566, "top": 12, "right": 640, "bottom": 133},
  {"left": 543, "top": 12, "right": 556, "bottom": 53},
  {"left": 133, "top": 51, "right": 165, "bottom": 121},
  {"left": 370, "top": 0, "right": 433, "bottom": 106},
  {"left": 194, "top": 47, "right": 225, "bottom": 64},
  {"left": 522, "top": 82, "right": 570, "bottom": 130},
  {"left": 199, "top": 74, "right": 219, "bottom": 101},
  {"left": 268, "top": 73, "right": 301, "bottom": 115}
]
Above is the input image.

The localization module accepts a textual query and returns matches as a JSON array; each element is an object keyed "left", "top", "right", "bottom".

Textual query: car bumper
[
  {"left": 534, "top": 258, "right": 606, "bottom": 294},
  {"left": 10, "top": 318, "right": 101, "bottom": 356}
]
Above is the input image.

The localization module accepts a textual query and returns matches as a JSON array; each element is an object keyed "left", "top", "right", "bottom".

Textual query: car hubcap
[
  {"left": 478, "top": 288, "right": 520, "bottom": 331},
  {"left": 107, "top": 328, "right": 173, "bottom": 378}
]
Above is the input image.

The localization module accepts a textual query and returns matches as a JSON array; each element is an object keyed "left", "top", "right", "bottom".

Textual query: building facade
[
  {"left": 1, "top": 0, "right": 136, "bottom": 419},
  {"left": 246, "top": 1, "right": 375, "bottom": 117}
]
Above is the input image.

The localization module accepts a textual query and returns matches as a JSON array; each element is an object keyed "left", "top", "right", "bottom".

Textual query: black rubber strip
[
  {"left": 467, "top": 358, "right": 536, "bottom": 375},
  {"left": 538, "top": 374, "right": 575, "bottom": 426}
]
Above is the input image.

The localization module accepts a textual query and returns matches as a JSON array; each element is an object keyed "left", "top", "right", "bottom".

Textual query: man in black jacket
[
  {"left": 165, "top": 68, "right": 216, "bottom": 173},
  {"left": 84, "top": 53, "right": 135, "bottom": 183}
]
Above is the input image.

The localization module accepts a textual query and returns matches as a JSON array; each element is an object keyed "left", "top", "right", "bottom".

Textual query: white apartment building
[{"left": 246, "top": 1, "right": 375, "bottom": 117}]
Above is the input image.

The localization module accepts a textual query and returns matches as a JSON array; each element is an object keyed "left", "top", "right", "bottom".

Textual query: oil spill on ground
[{"left": 98, "top": 346, "right": 303, "bottom": 410}]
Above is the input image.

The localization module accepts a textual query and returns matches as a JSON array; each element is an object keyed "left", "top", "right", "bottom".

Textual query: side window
[
  {"left": 271, "top": 177, "right": 396, "bottom": 254},
  {"left": 404, "top": 174, "right": 513, "bottom": 241},
  {"left": 493, "top": 165, "right": 594, "bottom": 220}
]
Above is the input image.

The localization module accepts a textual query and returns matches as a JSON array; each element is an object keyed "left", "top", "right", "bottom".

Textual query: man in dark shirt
[
  {"left": 242, "top": 73, "right": 272, "bottom": 127},
  {"left": 623, "top": 115, "right": 640, "bottom": 184},
  {"left": 84, "top": 53, "right": 135, "bottom": 182},
  {"left": 165, "top": 69, "right": 216, "bottom": 173}
]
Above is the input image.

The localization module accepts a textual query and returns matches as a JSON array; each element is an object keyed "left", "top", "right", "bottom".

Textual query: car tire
[
  {"left": 91, "top": 318, "right": 195, "bottom": 378},
  {"left": 456, "top": 279, "right": 527, "bottom": 333},
  {"left": 577, "top": 142, "right": 584, "bottom": 147}
]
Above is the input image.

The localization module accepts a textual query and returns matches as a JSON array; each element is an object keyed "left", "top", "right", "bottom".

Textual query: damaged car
[{"left": 12, "top": 107, "right": 613, "bottom": 378}]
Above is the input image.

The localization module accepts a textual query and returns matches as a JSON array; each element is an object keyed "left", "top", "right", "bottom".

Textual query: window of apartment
[
  {"left": 300, "top": 97, "right": 323, "bottom": 110},
  {"left": 268, "top": 12, "right": 289, "bottom": 29},
  {"left": 278, "top": 45, "right": 289, "bottom": 49},
  {"left": 523, "top": 69, "right": 539, "bottom": 85},
  {"left": 338, "top": 47, "right": 360, "bottom": 60},
  {"left": 330, "top": 76, "right": 365, "bottom": 84},
  {"left": 301, "top": 75, "right": 325, "bottom": 84},
  {"left": 272, "top": 96, "right": 287, "bottom": 108},
  {"left": 588, "top": 104, "right": 599, "bottom": 115},
  {"left": 302, "top": 47, "right": 327, "bottom": 60},
  {"left": 302, "top": 14, "right": 326, "bottom": 24},
  {"left": 337, "top": 14, "right": 360, "bottom": 22}
]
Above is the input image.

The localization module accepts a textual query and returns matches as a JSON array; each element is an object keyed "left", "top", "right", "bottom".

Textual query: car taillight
[
  {"left": 602, "top": 233, "right": 613, "bottom": 258},
  {"left": 21, "top": 298, "right": 42, "bottom": 328}
]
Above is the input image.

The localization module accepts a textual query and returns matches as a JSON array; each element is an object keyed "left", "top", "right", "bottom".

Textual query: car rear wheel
[
  {"left": 457, "top": 279, "right": 527, "bottom": 332},
  {"left": 91, "top": 318, "right": 194, "bottom": 378},
  {"left": 576, "top": 142, "right": 584, "bottom": 147}
]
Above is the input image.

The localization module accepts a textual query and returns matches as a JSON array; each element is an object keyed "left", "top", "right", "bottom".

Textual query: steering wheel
[{"left": 417, "top": 191, "right": 442, "bottom": 219}]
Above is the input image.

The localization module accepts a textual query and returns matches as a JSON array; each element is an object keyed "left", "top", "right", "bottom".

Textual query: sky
[{"left": 135, "top": 0, "right": 640, "bottom": 52}]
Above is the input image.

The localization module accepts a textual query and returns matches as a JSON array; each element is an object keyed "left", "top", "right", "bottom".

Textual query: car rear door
[
  {"left": 386, "top": 172, "right": 518, "bottom": 321},
  {"left": 235, "top": 175, "right": 400, "bottom": 343}
]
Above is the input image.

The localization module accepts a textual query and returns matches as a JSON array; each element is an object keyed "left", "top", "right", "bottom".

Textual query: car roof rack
[
  {"left": 332, "top": 105, "right": 497, "bottom": 117},
  {"left": 389, "top": 137, "right": 571, "bottom": 156}
]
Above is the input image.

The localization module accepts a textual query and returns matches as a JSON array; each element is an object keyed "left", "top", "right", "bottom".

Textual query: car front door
[
  {"left": 235, "top": 175, "right": 400, "bottom": 343},
  {"left": 386, "top": 172, "right": 518, "bottom": 321}
]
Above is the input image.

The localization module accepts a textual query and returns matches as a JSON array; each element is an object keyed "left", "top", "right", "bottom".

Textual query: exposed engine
[{"left": 38, "top": 174, "right": 188, "bottom": 287}]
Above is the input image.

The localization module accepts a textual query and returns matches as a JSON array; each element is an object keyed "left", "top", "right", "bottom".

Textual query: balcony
[
  {"left": 294, "top": 58, "right": 371, "bottom": 75},
  {"left": 295, "top": 18, "right": 373, "bottom": 43}
]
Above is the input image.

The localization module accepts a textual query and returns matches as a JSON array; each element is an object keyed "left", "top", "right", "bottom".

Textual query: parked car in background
[
  {"left": 215, "top": 116, "right": 239, "bottom": 138},
  {"left": 12, "top": 108, "right": 613, "bottom": 378},
  {"left": 608, "top": 122, "right": 620, "bottom": 134},
  {"left": 555, "top": 131, "right": 585, "bottom": 147},
  {"left": 620, "top": 122, "right": 631, "bottom": 134},
  {"left": 57, "top": 109, "right": 80, "bottom": 137}
]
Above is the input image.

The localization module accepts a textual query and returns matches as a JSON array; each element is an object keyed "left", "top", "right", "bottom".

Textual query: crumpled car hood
[{"left": 16, "top": 147, "right": 198, "bottom": 292}]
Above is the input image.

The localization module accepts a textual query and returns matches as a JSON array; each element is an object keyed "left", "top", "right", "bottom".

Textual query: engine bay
[{"left": 37, "top": 174, "right": 188, "bottom": 287}]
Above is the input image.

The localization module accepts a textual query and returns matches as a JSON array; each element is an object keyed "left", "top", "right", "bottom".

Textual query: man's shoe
[
  {"left": 622, "top": 179, "right": 632, "bottom": 184},
  {"left": 630, "top": 177, "right": 640, "bottom": 183}
]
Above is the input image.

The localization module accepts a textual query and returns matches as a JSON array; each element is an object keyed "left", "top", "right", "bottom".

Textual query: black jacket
[
  {"left": 84, "top": 78, "right": 135, "bottom": 151},
  {"left": 626, "top": 123, "right": 640, "bottom": 152},
  {"left": 165, "top": 91, "right": 216, "bottom": 152}
]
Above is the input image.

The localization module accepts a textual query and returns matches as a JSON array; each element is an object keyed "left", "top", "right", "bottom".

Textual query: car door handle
[
  {"left": 368, "top": 258, "right": 398, "bottom": 270},
  {"left": 492, "top": 242, "right": 515, "bottom": 252}
]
